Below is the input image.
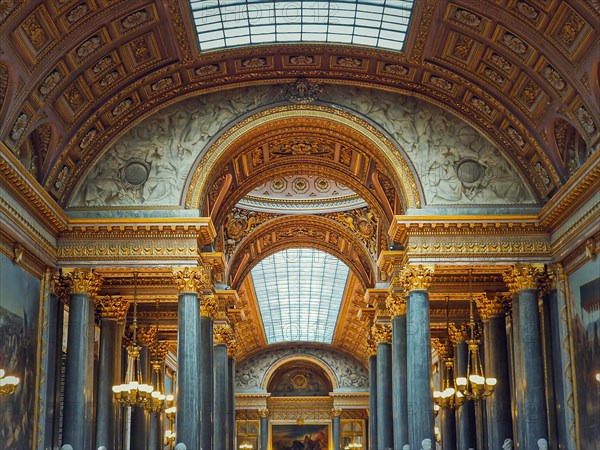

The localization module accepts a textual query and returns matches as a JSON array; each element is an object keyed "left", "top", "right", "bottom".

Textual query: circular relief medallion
[
  {"left": 271, "top": 178, "right": 287, "bottom": 192},
  {"left": 356, "top": 218, "right": 375, "bottom": 237},
  {"left": 456, "top": 159, "right": 484, "bottom": 185},
  {"left": 120, "top": 160, "right": 150, "bottom": 187},
  {"left": 292, "top": 177, "right": 309, "bottom": 193},
  {"left": 291, "top": 373, "right": 308, "bottom": 389}
]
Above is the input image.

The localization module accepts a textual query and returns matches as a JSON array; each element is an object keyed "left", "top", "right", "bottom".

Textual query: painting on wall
[
  {"left": 0, "top": 252, "right": 41, "bottom": 449},
  {"left": 568, "top": 257, "right": 600, "bottom": 448},
  {"left": 272, "top": 424, "right": 328, "bottom": 450}
]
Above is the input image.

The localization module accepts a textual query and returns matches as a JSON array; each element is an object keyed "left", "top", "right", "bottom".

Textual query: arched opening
[{"left": 266, "top": 359, "right": 334, "bottom": 397}]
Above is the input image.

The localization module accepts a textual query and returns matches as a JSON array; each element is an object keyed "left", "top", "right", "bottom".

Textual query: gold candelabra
[{"left": 0, "top": 369, "right": 19, "bottom": 396}]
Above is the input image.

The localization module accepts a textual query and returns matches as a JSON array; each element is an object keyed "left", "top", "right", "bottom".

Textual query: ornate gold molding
[
  {"left": 172, "top": 266, "right": 211, "bottom": 293},
  {"left": 62, "top": 268, "right": 102, "bottom": 295},
  {"left": 400, "top": 265, "right": 434, "bottom": 291},
  {"left": 95, "top": 296, "right": 129, "bottom": 320},
  {"left": 371, "top": 323, "right": 392, "bottom": 344},
  {"left": 502, "top": 264, "right": 545, "bottom": 294},
  {"left": 332, "top": 408, "right": 342, "bottom": 417},
  {"left": 386, "top": 293, "right": 407, "bottom": 318}
]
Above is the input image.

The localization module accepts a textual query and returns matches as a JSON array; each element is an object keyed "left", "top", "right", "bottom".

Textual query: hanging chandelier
[
  {"left": 112, "top": 273, "right": 154, "bottom": 407},
  {"left": 455, "top": 270, "right": 497, "bottom": 401},
  {"left": 433, "top": 297, "right": 465, "bottom": 410},
  {"left": 146, "top": 298, "right": 175, "bottom": 414},
  {"left": 0, "top": 369, "right": 19, "bottom": 396}
]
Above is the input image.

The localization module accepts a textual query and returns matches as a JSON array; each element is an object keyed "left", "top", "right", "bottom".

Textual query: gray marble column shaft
[
  {"left": 131, "top": 345, "right": 150, "bottom": 450},
  {"left": 515, "top": 288, "right": 548, "bottom": 449},
  {"left": 333, "top": 414, "right": 341, "bottom": 450},
  {"left": 147, "top": 366, "right": 163, "bottom": 450},
  {"left": 200, "top": 315, "right": 214, "bottom": 450},
  {"left": 377, "top": 341, "right": 393, "bottom": 450},
  {"left": 455, "top": 341, "right": 477, "bottom": 450},
  {"left": 214, "top": 343, "right": 228, "bottom": 450},
  {"left": 44, "top": 293, "right": 64, "bottom": 449},
  {"left": 62, "top": 292, "right": 95, "bottom": 449},
  {"left": 440, "top": 361, "right": 456, "bottom": 450},
  {"left": 392, "top": 315, "right": 408, "bottom": 448},
  {"left": 483, "top": 314, "right": 512, "bottom": 449},
  {"left": 260, "top": 416, "right": 269, "bottom": 450},
  {"left": 407, "top": 290, "right": 434, "bottom": 447},
  {"left": 368, "top": 354, "right": 377, "bottom": 450},
  {"left": 176, "top": 293, "right": 202, "bottom": 449},
  {"left": 227, "top": 357, "right": 236, "bottom": 450},
  {"left": 96, "top": 316, "right": 121, "bottom": 450}
]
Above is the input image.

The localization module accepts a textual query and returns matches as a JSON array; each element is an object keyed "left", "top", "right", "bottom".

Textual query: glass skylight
[
  {"left": 251, "top": 248, "right": 350, "bottom": 343},
  {"left": 188, "top": 1, "right": 415, "bottom": 51}
]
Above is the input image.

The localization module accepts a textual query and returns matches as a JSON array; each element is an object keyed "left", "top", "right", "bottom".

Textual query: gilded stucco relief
[{"left": 70, "top": 84, "right": 536, "bottom": 209}]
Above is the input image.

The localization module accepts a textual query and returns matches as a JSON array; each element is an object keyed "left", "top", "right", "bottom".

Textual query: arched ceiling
[{"left": 0, "top": 0, "right": 598, "bottom": 208}]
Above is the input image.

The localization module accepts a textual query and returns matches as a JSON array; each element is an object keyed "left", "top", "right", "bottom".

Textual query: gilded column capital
[
  {"left": 366, "top": 338, "right": 378, "bottom": 357},
  {"left": 448, "top": 323, "right": 469, "bottom": 344},
  {"left": 227, "top": 337, "right": 238, "bottom": 359},
  {"left": 502, "top": 264, "right": 545, "bottom": 295},
  {"left": 432, "top": 338, "right": 453, "bottom": 359},
  {"left": 400, "top": 265, "right": 434, "bottom": 291},
  {"left": 95, "top": 296, "right": 129, "bottom": 320},
  {"left": 137, "top": 325, "right": 158, "bottom": 346},
  {"left": 386, "top": 293, "right": 407, "bottom": 318},
  {"left": 172, "top": 266, "right": 212, "bottom": 293},
  {"left": 62, "top": 268, "right": 102, "bottom": 295},
  {"left": 52, "top": 271, "right": 71, "bottom": 304},
  {"left": 258, "top": 408, "right": 269, "bottom": 418},
  {"left": 200, "top": 294, "right": 218, "bottom": 318},
  {"left": 150, "top": 341, "right": 170, "bottom": 360},
  {"left": 214, "top": 323, "right": 234, "bottom": 345},
  {"left": 371, "top": 323, "right": 392, "bottom": 344},
  {"left": 476, "top": 293, "right": 510, "bottom": 320},
  {"left": 332, "top": 408, "right": 342, "bottom": 417}
]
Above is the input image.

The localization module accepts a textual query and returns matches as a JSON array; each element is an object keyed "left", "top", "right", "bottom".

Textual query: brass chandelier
[
  {"left": 112, "top": 273, "right": 154, "bottom": 407},
  {"left": 455, "top": 270, "right": 497, "bottom": 401},
  {"left": 433, "top": 297, "right": 464, "bottom": 410}
]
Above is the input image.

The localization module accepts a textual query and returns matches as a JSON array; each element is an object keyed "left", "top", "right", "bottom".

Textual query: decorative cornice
[
  {"left": 172, "top": 266, "right": 212, "bottom": 294},
  {"left": 502, "top": 264, "right": 545, "bottom": 294},
  {"left": 62, "top": 268, "right": 102, "bottom": 295},
  {"left": 386, "top": 293, "right": 407, "bottom": 318},
  {"left": 400, "top": 264, "right": 434, "bottom": 291},
  {"left": 95, "top": 296, "right": 129, "bottom": 320}
]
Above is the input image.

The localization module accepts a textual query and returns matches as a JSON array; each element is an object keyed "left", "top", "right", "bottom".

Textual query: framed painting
[
  {"left": 567, "top": 257, "right": 600, "bottom": 448},
  {"left": 271, "top": 423, "right": 329, "bottom": 450}
]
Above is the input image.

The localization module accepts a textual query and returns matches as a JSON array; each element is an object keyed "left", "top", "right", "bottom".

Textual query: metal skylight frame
[
  {"left": 250, "top": 248, "right": 350, "bottom": 344},
  {"left": 188, "top": 0, "right": 415, "bottom": 51}
]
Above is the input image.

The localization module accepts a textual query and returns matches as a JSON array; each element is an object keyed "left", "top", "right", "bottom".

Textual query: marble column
[
  {"left": 403, "top": 265, "right": 435, "bottom": 448},
  {"left": 200, "top": 295, "right": 217, "bottom": 450},
  {"left": 368, "top": 349, "right": 378, "bottom": 450},
  {"left": 226, "top": 349, "right": 237, "bottom": 450},
  {"left": 130, "top": 327, "right": 155, "bottom": 450},
  {"left": 173, "top": 267, "right": 205, "bottom": 449},
  {"left": 214, "top": 324, "right": 232, "bottom": 450},
  {"left": 372, "top": 323, "right": 393, "bottom": 450},
  {"left": 454, "top": 338, "right": 477, "bottom": 450},
  {"left": 61, "top": 269, "right": 102, "bottom": 449},
  {"left": 48, "top": 278, "right": 67, "bottom": 449},
  {"left": 503, "top": 265, "right": 548, "bottom": 450},
  {"left": 477, "top": 294, "right": 513, "bottom": 449},
  {"left": 332, "top": 409, "right": 342, "bottom": 450},
  {"left": 387, "top": 292, "right": 409, "bottom": 448},
  {"left": 260, "top": 410, "right": 269, "bottom": 450},
  {"left": 95, "top": 296, "right": 129, "bottom": 450}
]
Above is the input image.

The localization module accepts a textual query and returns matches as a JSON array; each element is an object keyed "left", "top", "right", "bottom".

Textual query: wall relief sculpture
[
  {"left": 70, "top": 84, "right": 535, "bottom": 208},
  {"left": 235, "top": 346, "right": 369, "bottom": 391}
]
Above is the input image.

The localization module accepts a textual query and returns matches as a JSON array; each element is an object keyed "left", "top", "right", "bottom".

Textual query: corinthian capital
[
  {"left": 502, "top": 264, "right": 545, "bottom": 295},
  {"left": 95, "top": 296, "right": 129, "bottom": 320},
  {"left": 386, "top": 293, "right": 407, "bottom": 318},
  {"left": 200, "top": 294, "right": 218, "bottom": 318},
  {"left": 62, "top": 268, "right": 102, "bottom": 295},
  {"left": 52, "top": 271, "right": 71, "bottom": 303},
  {"left": 213, "top": 323, "right": 234, "bottom": 345},
  {"left": 400, "top": 265, "right": 434, "bottom": 291},
  {"left": 371, "top": 323, "right": 392, "bottom": 344},
  {"left": 476, "top": 293, "right": 510, "bottom": 320},
  {"left": 172, "top": 266, "right": 212, "bottom": 293}
]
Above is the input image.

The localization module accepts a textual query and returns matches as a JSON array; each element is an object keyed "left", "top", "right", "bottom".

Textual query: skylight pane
[
  {"left": 189, "top": 0, "right": 415, "bottom": 51},
  {"left": 251, "top": 248, "right": 349, "bottom": 344}
]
